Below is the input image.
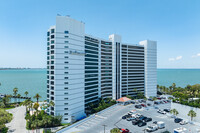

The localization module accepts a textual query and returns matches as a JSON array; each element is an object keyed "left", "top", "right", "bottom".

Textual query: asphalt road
[{"left": 6, "top": 106, "right": 28, "bottom": 133}]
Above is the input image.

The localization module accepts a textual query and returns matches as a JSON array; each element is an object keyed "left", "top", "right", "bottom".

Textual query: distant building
[{"left": 46, "top": 16, "right": 157, "bottom": 123}]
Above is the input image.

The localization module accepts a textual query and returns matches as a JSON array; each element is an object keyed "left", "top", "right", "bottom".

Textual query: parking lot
[
  {"left": 116, "top": 102, "right": 199, "bottom": 133},
  {"left": 64, "top": 100, "right": 200, "bottom": 133}
]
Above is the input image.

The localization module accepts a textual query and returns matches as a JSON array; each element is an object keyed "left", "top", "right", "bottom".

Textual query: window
[
  {"left": 51, "top": 61, "right": 54, "bottom": 64},
  {"left": 47, "top": 42, "right": 50, "bottom": 45},
  {"left": 64, "top": 108, "right": 68, "bottom": 110},
  {"left": 51, "top": 40, "right": 54, "bottom": 44},
  {"left": 64, "top": 51, "right": 68, "bottom": 53},
  {"left": 65, "top": 72, "right": 68, "bottom": 74},
  {"left": 51, "top": 66, "right": 54, "bottom": 69},
  {"left": 47, "top": 38, "right": 50, "bottom": 41},
  {"left": 64, "top": 41, "right": 69, "bottom": 43},
  {"left": 64, "top": 61, "right": 68, "bottom": 64},
  {"left": 64, "top": 92, "right": 68, "bottom": 95},
  {"left": 64, "top": 82, "right": 68, "bottom": 84},
  {"left": 51, "top": 45, "right": 54, "bottom": 49},
  {"left": 65, "top": 67, "right": 68, "bottom": 69},
  {"left": 64, "top": 46, "right": 68, "bottom": 48},
  {"left": 64, "top": 103, "right": 68, "bottom": 105},
  {"left": 64, "top": 31, "right": 69, "bottom": 34},
  {"left": 64, "top": 118, "right": 68, "bottom": 120},
  {"left": 65, "top": 36, "right": 68, "bottom": 38},
  {"left": 64, "top": 113, "right": 68, "bottom": 115},
  {"left": 51, "top": 71, "right": 54, "bottom": 74},
  {"left": 64, "top": 98, "right": 68, "bottom": 100},
  {"left": 51, "top": 29, "right": 55, "bottom": 33},
  {"left": 65, "top": 56, "right": 68, "bottom": 58},
  {"left": 51, "top": 34, "right": 55, "bottom": 38},
  {"left": 64, "top": 77, "right": 68, "bottom": 79},
  {"left": 64, "top": 87, "right": 68, "bottom": 89},
  {"left": 47, "top": 32, "right": 50, "bottom": 36}
]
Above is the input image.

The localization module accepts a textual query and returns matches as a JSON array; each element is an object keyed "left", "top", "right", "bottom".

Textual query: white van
[
  {"left": 146, "top": 124, "right": 158, "bottom": 132},
  {"left": 157, "top": 121, "right": 165, "bottom": 129}
]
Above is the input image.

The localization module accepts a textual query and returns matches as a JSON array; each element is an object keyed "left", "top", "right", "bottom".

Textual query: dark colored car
[
  {"left": 154, "top": 101, "right": 159, "bottom": 104},
  {"left": 132, "top": 120, "right": 143, "bottom": 125},
  {"left": 139, "top": 116, "right": 147, "bottom": 121},
  {"left": 122, "top": 115, "right": 127, "bottom": 119},
  {"left": 131, "top": 101, "right": 135, "bottom": 104},
  {"left": 153, "top": 121, "right": 157, "bottom": 124},
  {"left": 135, "top": 105, "right": 142, "bottom": 109},
  {"left": 174, "top": 118, "right": 183, "bottom": 123},
  {"left": 164, "top": 109, "right": 170, "bottom": 112},
  {"left": 138, "top": 122, "right": 147, "bottom": 127},
  {"left": 148, "top": 98, "right": 153, "bottom": 101},
  {"left": 147, "top": 103, "right": 151, "bottom": 106},
  {"left": 144, "top": 117, "right": 152, "bottom": 122}
]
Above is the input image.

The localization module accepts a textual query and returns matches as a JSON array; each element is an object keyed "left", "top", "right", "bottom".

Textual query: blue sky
[{"left": 0, "top": 0, "right": 200, "bottom": 68}]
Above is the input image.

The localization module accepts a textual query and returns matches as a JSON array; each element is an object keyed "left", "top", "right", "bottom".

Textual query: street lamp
[{"left": 102, "top": 124, "right": 107, "bottom": 133}]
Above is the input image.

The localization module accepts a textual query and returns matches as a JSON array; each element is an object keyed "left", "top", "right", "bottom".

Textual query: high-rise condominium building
[{"left": 47, "top": 16, "right": 157, "bottom": 123}]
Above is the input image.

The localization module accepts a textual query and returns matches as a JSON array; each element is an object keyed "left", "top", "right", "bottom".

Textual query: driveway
[{"left": 6, "top": 106, "right": 28, "bottom": 133}]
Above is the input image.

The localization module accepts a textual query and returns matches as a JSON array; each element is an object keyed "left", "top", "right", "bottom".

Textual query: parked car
[
  {"left": 153, "top": 121, "right": 157, "bottom": 124},
  {"left": 138, "top": 121, "right": 147, "bottom": 127},
  {"left": 138, "top": 116, "right": 147, "bottom": 121},
  {"left": 146, "top": 124, "right": 158, "bottom": 132},
  {"left": 127, "top": 117, "right": 136, "bottom": 121},
  {"left": 157, "top": 121, "right": 165, "bottom": 129},
  {"left": 157, "top": 97, "right": 161, "bottom": 100},
  {"left": 174, "top": 118, "right": 183, "bottom": 123},
  {"left": 148, "top": 98, "right": 153, "bottom": 101},
  {"left": 157, "top": 109, "right": 166, "bottom": 114},
  {"left": 119, "top": 128, "right": 130, "bottom": 133},
  {"left": 141, "top": 104, "right": 147, "bottom": 107},
  {"left": 130, "top": 101, "right": 135, "bottom": 104},
  {"left": 122, "top": 115, "right": 127, "bottom": 119},
  {"left": 154, "top": 101, "right": 159, "bottom": 105},
  {"left": 132, "top": 120, "right": 143, "bottom": 125},
  {"left": 180, "top": 120, "right": 188, "bottom": 125},
  {"left": 163, "top": 109, "right": 170, "bottom": 112},
  {"left": 144, "top": 117, "right": 152, "bottom": 122},
  {"left": 147, "top": 103, "right": 151, "bottom": 106},
  {"left": 135, "top": 105, "right": 142, "bottom": 109}
]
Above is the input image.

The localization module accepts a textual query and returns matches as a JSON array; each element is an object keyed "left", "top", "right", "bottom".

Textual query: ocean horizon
[{"left": 0, "top": 68, "right": 200, "bottom": 101}]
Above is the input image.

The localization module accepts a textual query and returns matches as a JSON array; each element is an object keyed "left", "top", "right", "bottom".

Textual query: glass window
[
  {"left": 64, "top": 31, "right": 69, "bottom": 34},
  {"left": 51, "top": 40, "right": 54, "bottom": 44},
  {"left": 51, "top": 29, "right": 55, "bottom": 33},
  {"left": 47, "top": 32, "right": 50, "bottom": 36}
]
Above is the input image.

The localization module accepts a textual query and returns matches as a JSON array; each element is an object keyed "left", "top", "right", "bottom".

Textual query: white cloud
[
  {"left": 169, "top": 56, "right": 182, "bottom": 61},
  {"left": 192, "top": 53, "right": 200, "bottom": 58}
]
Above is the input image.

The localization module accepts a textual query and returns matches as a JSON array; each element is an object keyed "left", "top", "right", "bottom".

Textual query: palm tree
[
  {"left": 17, "top": 94, "right": 21, "bottom": 103},
  {"left": 2, "top": 96, "right": 10, "bottom": 107},
  {"left": 188, "top": 110, "right": 196, "bottom": 122},
  {"left": 34, "top": 93, "right": 41, "bottom": 103},
  {"left": 23, "top": 99, "right": 30, "bottom": 112},
  {"left": 13, "top": 88, "right": 18, "bottom": 103},
  {"left": 49, "top": 101, "right": 55, "bottom": 107},
  {"left": 170, "top": 108, "right": 179, "bottom": 117},
  {"left": 172, "top": 83, "right": 176, "bottom": 90},
  {"left": 24, "top": 91, "right": 28, "bottom": 97}
]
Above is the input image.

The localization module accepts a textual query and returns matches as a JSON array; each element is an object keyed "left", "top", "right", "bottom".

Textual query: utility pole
[{"left": 102, "top": 124, "right": 107, "bottom": 133}]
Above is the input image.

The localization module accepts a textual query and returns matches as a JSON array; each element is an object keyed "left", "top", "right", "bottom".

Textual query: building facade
[{"left": 47, "top": 16, "right": 157, "bottom": 123}]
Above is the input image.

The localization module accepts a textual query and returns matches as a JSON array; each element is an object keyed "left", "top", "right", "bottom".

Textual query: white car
[
  {"left": 180, "top": 120, "right": 188, "bottom": 125},
  {"left": 146, "top": 124, "right": 158, "bottom": 132}
]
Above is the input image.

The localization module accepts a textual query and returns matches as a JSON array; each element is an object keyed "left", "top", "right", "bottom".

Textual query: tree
[
  {"left": 188, "top": 110, "right": 196, "bottom": 121},
  {"left": 22, "top": 99, "right": 30, "bottom": 112},
  {"left": 24, "top": 91, "right": 29, "bottom": 97},
  {"left": 0, "top": 109, "right": 12, "bottom": 131},
  {"left": 172, "top": 83, "right": 176, "bottom": 90},
  {"left": 34, "top": 93, "right": 41, "bottom": 103},
  {"left": 2, "top": 96, "right": 10, "bottom": 107},
  {"left": 48, "top": 101, "right": 55, "bottom": 108},
  {"left": 33, "top": 103, "right": 40, "bottom": 116},
  {"left": 110, "top": 128, "right": 121, "bottom": 133},
  {"left": 13, "top": 88, "right": 18, "bottom": 103},
  {"left": 170, "top": 109, "right": 179, "bottom": 117},
  {"left": 17, "top": 94, "right": 21, "bottom": 103}
]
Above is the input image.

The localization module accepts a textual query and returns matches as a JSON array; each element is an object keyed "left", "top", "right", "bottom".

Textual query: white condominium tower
[{"left": 47, "top": 16, "right": 157, "bottom": 123}]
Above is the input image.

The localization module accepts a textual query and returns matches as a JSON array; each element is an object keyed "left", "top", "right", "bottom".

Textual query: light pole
[{"left": 102, "top": 124, "right": 107, "bottom": 133}]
